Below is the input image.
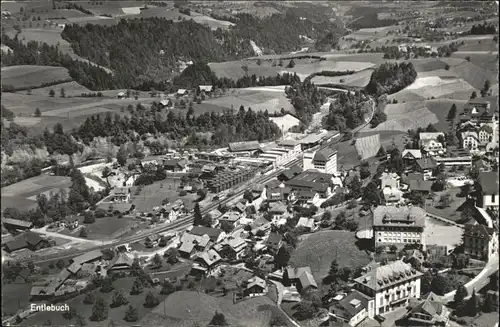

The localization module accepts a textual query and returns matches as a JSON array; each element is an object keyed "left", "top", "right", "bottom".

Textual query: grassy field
[
  {"left": 289, "top": 230, "right": 372, "bottom": 282},
  {"left": 203, "top": 87, "right": 295, "bottom": 114},
  {"left": 425, "top": 98, "right": 468, "bottom": 132},
  {"left": 29, "top": 81, "right": 92, "bottom": 97},
  {"left": 368, "top": 101, "right": 439, "bottom": 133},
  {"left": 68, "top": 216, "right": 144, "bottom": 241},
  {"left": 1, "top": 65, "right": 72, "bottom": 90},
  {"left": 1, "top": 174, "right": 71, "bottom": 212},
  {"left": 24, "top": 277, "right": 169, "bottom": 327},
  {"left": 425, "top": 187, "right": 471, "bottom": 223},
  {"left": 310, "top": 68, "right": 374, "bottom": 87},
  {"left": 140, "top": 291, "right": 291, "bottom": 327},
  {"left": 2, "top": 283, "right": 33, "bottom": 317}
]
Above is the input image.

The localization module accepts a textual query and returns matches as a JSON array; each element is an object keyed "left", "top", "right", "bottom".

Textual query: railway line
[{"left": 34, "top": 157, "right": 302, "bottom": 264}]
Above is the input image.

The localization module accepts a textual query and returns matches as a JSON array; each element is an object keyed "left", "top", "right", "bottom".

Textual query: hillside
[{"left": 1, "top": 66, "right": 72, "bottom": 91}]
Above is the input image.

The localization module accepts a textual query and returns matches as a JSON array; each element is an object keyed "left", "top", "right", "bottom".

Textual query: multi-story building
[
  {"left": 461, "top": 131, "right": 479, "bottom": 150},
  {"left": 277, "top": 139, "right": 302, "bottom": 157},
  {"left": 476, "top": 171, "right": 499, "bottom": 211},
  {"left": 419, "top": 132, "right": 445, "bottom": 155},
  {"left": 463, "top": 224, "right": 498, "bottom": 260},
  {"left": 404, "top": 292, "right": 450, "bottom": 326},
  {"left": 311, "top": 147, "right": 337, "bottom": 174},
  {"left": 373, "top": 205, "right": 426, "bottom": 248},
  {"left": 353, "top": 260, "right": 422, "bottom": 317}
]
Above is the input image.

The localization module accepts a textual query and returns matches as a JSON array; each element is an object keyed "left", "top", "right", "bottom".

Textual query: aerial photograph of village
[{"left": 0, "top": 0, "right": 499, "bottom": 326}]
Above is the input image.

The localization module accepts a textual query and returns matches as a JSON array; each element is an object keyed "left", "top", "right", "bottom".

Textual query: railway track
[{"left": 34, "top": 158, "right": 302, "bottom": 264}]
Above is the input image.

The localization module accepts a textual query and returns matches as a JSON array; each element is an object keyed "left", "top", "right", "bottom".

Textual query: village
[{"left": 1, "top": 95, "right": 498, "bottom": 327}]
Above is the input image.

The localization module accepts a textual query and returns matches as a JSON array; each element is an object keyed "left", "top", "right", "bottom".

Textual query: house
[
  {"left": 478, "top": 125, "right": 494, "bottom": 145},
  {"left": 177, "top": 89, "right": 187, "bottom": 96},
  {"left": 215, "top": 237, "right": 247, "bottom": 260},
  {"left": 415, "top": 158, "right": 437, "bottom": 178},
  {"left": 461, "top": 131, "right": 479, "bottom": 150},
  {"left": 198, "top": 85, "right": 213, "bottom": 93},
  {"left": 284, "top": 266, "right": 318, "bottom": 292},
  {"left": 463, "top": 224, "right": 498, "bottom": 260},
  {"left": 4, "top": 232, "right": 51, "bottom": 253},
  {"left": 285, "top": 174, "right": 332, "bottom": 199},
  {"left": 159, "top": 99, "right": 173, "bottom": 108},
  {"left": 372, "top": 205, "right": 426, "bottom": 248},
  {"left": 190, "top": 226, "right": 225, "bottom": 243},
  {"left": 403, "top": 292, "right": 450, "bottom": 326},
  {"left": 266, "top": 186, "right": 291, "bottom": 203},
  {"left": 476, "top": 171, "right": 499, "bottom": 210},
  {"left": 163, "top": 159, "right": 186, "bottom": 172},
  {"left": 353, "top": 260, "right": 422, "bottom": 318},
  {"left": 107, "top": 253, "right": 134, "bottom": 273},
  {"left": 233, "top": 202, "right": 246, "bottom": 214},
  {"left": 269, "top": 202, "right": 287, "bottom": 220},
  {"left": 244, "top": 276, "right": 268, "bottom": 297},
  {"left": 419, "top": 133, "right": 445, "bottom": 155},
  {"left": 178, "top": 233, "right": 211, "bottom": 257},
  {"left": 309, "top": 147, "right": 338, "bottom": 174},
  {"left": 329, "top": 290, "right": 371, "bottom": 327},
  {"left": 250, "top": 217, "right": 272, "bottom": 236},
  {"left": 277, "top": 165, "right": 303, "bottom": 182},
  {"left": 402, "top": 149, "right": 422, "bottom": 166},
  {"left": 112, "top": 187, "right": 130, "bottom": 203},
  {"left": 191, "top": 249, "right": 221, "bottom": 275},
  {"left": 380, "top": 172, "right": 400, "bottom": 189},
  {"left": 408, "top": 179, "right": 432, "bottom": 194},
  {"left": 296, "top": 217, "right": 315, "bottom": 231},
  {"left": 2, "top": 218, "right": 33, "bottom": 232},
  {"left": 277, "top": 139, "right": 302, "bottom": 157},
  {"left": 70, "top": 250, "right": 103, "bottom": 266},
  {"left": 117, "top": 92, "right": 126, "bottom": 99},
  {"left": 265, "top": 233, "right": 283, "bottom": 253},
  {"left": 145, "top": 234, "right": 161, "bottom": 248}
]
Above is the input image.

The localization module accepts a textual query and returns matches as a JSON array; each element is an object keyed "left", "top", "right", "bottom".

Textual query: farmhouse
[
  {"left": 265, "top": 232, "right": 283, "bottom": 253},
  {"left": 419, "top": 132, "right": 445, "bottom": 155},
  {"left": 198, "top": 85, "right": 213, "bottom": 93},
  {"left": 218, "top": 212, "right": 241, "bottom": 232},
  {"left": 4, "top": 232, "right": 52, "bottom": 253},
  {"left": 463, "top": 224, "right": 498, "bottom": 260},
  {"left": 461, "top": 131, "right": 479, "bottom": 150},
  {"left": 178, "top": 233, "right": 210, "bottom": 257},
  {"left": 112, "top": 187, "right": 131, "bottom": 203},
  {"left": 107, "top": 253, "right": 134, "bottom": 273},
  {"left": 296, "top": 217, "right": 315, "bottom": 231},
  {"left": 163, "top": 159, "right": 186, "bottom": 172},
  {"left": 244, "top": 276, "right": 268, "bottom": 297},
  {"left": 414, "top": 158, "right": 437, "bottom": 178},
  {"left": 190, "top": 226, "right": 225, "bottom": 243},
  {"left": 284, "top": 266, "right": 318, "bottom": 292},
  {"left": 191, "top": 249, "right": 222, "bottom": 275},
  {"left": 177, "top": 89, "right": 187, "bottom": 96},
  {"left": 401, "top": 149, "right": 422, "bottom": 166},
  {"left": 117, "top": 92, "right": 126, "bottom": 99},
  {"left": 353, "top": 260, "right": 422, "bottom": 318},
  {"left": 159, "top": 99, "right": 173, "bottom": 108},
  {"left": 372, "top": 205, "right": 426, "bottom": 248},
  {"left": 214, "top": 237, "right": 247, "bottom": 260}
]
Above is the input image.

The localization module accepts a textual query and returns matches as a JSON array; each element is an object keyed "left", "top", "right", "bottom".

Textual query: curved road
[{"left": 33, "top": 158, "right": 301, "bottom": 264}]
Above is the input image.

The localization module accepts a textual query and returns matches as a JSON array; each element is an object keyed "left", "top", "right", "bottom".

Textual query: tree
[
  {"left": 111, "top": 289, "right": 129, "bottom": 307},
  {"left": 83, "top": 292, "right": 95, "bottom": 304},
  {"left": 324, "top": 259, "right": 339, "bottom": 284},
  {"left": 116, "top": 146, "right": 128, "bottom": 166},
  {"left": 62, "top": 307, "right": 77, "bottom": 320},
  {"left": 376, "top": 146, "right": 386, "bottom": 158},
  {"left": 322, "top": 211, "right": 332, "bottom": 221},
  {"left": 296, "top": 300, "right": 315, "bottom": 320},
  {"left": 287, "top": 59, "right": 295, "bottom": 68},
  {"left": 438, "top": 193, "right": 452, "bottom": 208},
  {"left": 49, "top": 89, "right": 55, "bottom": 97},
  {"left": 101, "top": 166, "right": 112, "bottom": 187},
  {"left": 452, "top": 253, "right": 470, "bottom": 269},
  {"left": 83, "top": 211, "right": 95, "bottom": 224},
  {"left": 243, "top": 190, "right": 254, "bottom": 203},
  {"left": 466, "top": 289, "right": 479, "bottom": 316},
  {"left": 447, "top": 103, "right": 457, "bottom": 121},
  {"left": 348, "top": 176, "right": 362, "bottom": 198},
  {"left": 60, "top": 87, "right": 66, "bottom": 98},
  {"left": 470, "top": 91, "right": 477, "bottom": 99},
  {"left": 34, "top": 108, "right": 41, "bottom": 117},
  {"left": 152, "top": 253, "right": 163, "bottom": 269},
  {"left": 362, "top": 182, "right": 381, "bottom": 205},
  {"left": 124, "top": 305, "right": 138, "bottom": 322},
  {"left": 454, "top": 284, "right": 468, "bottom": 307},
  {"left": 482, "top": 292, "right": 497, "bottom": 313},
  {"left": 90, "top": 297, "right": 108, "bottom": 321},
  {"left": 359, "top": 166, "right": 371, "bottom": 179},
  {"left": 130, "top": 278, "right": 144, "bottom": 295},
  {"left": 431, "top": 275, "right": 452, "bottom": 295},
  {"left": 193, "top": 202, "right": 202, "bottom": 226},
  {"left": 164, "top": 248, "right": 179, "bottom": 264},
  {"left": 270, "top": 315, "right": 288, "bottom": 327},
  {"left": 79, "top": 228, "right": 88, "bottom": 238},
  {"left": 144, "top": 291, "right": 160, "bottom": 308},
  {"left": 75, "top": 313, "right": 86, "bottom": 327},
  {"left": 209, "top": 311, "right": 228, "bottom": 326},
  {"left": 274, "top": 245, "right": 291, "bottom": 268},
  {"left": 100, "top": 277, "right": 114, "bottom": 293},
  {"left": 160, "top": 280, "right": 175, "bottom": 295}
]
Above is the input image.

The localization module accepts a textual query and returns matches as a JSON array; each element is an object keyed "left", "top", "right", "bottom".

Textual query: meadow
[
  {"left": 310, "top": 68, "right": 374, "bottom": 88},
  {"left": 289, "top": 230, "right": 372, "bottom": 282},
  {"left": 1, "top": 65, "right": 72, "bottom": 90},
  {"left": 1, "top": 174, "right": 71, "bottom": 212}
]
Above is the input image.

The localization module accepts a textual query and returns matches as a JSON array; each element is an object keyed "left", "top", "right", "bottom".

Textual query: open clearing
[
  {"left": 140, "top": 291, "right": 290, "bottom": 327},
  {"left": 424, "top": 217, "right": 464, "bottom": 249},
  {"left": 355, "top": 134, "right": 381, "bottom": 160},
  {"left": 310, "top": 68, "right": 373, "bottom": 87},
  {"left": 203, "top": 87, "right": 295, "bottom": 114},
  {"left": 1, "top": 65, "right": 71, "bottom": 90},
  {"left": 1, "top": 175, "right": 71, "bottom": 212},
  {"left": 29, "top": 81, "right": 92, "bottom": 97},
  {"left": 289, "top": 230, "right": 371, "bottom": 282}
]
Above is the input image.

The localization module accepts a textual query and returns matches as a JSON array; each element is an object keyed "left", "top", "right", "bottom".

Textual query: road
[
  {"left": 33, "top": 158, "right": 302, "bottom": 264},
  {"left": 31, "top": 226, "right": 111, "bottom": 245}
]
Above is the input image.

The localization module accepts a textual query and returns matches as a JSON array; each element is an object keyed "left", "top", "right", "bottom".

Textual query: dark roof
[
  {"left": 71, "top": 250, "right": 103, "bottom": 265},
  {"left": 2, "top": 218, "right": 32, "bottom": 229},
  {"left": 416, "top": 158, "right": 437, "bottom": 170},
  {"left": 266, "top": 233, "right": 282, "bottom": 246},
  {"left": 409, "top": 180, "right": 432, "bottom": 192},
  {"left": 5, "top": 237, "right": 28, "bottom": 252},
  {"left": 228, "top": 141, "right": 260, "bottom": 152},
  {"left": 24, "top": 232, "right": 45, "bottom": 246},
  {"left": 313, "top": 147, "right": 337, "bottom": 162},
  {"left": 280, "top": 165, "right": 303, "bottom": 180},
  {"left": 190, "top": 226, "right": 223, "bottom": 242},
  {"left": 285, "top": 178, "right": 329, "bottom": 193},
  {"left": 464, "top": 224, "right": 495, "bottom": 240},
  {"left": 331, "top": 290, "right": 370, "bottom": 319},
  {"left": 478, "top": 171, "right": 499, "bottom": 195},
  {"left": 163, "top": 159, "right": 186, "bottom": 168}
]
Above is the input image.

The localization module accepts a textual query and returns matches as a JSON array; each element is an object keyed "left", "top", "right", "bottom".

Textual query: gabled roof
[
  {"left": 416, "top": 158, "right": 437, "bottom": 170},
  {"left": 190, "top": 226, "right": 223, "bottom": 242},
  {"left": 195, "top": 249, "right": 221, "bottom": 266},
  {"left": 401, "top": 149, "right": 422, "bottom": 160},
  {"left": 299, "top": 271, "right": 318, "bottom": 289},
  {"left": 246, "top": 276, "right": 266, "bottom": 289},
  {"left": 24, "top": 232, "right": 45, "bottom": 247},
  {"left": 373, "top": 205, "right": 426, "bottom": 228},
  {"left": 71, "top": 250, "right": 103, "bottom": 265},
  {"left": 280, "top": 165, "right": 303, "bottom": 180},
  {"left": 266, "top": 233, "right": 282, "bottom": 246},
  {"left": 2, "top": 218, "right": 32, "bottom": 229},
  {"left": 419, "top": 132, "right": 444, "bottom": 140},
  {"left": 354, "top": 260, "right": 422, "bottom": 291},
  {"left": 464, "top": 224, "right": 495, "bottom": 240},
  {"left": 269, "top": 202, "right": 287, "bottom": 213},
  {"left": 297, "top": 217, "right": 315, "bottom": 229},
  {"left": 108, "top": 253, "right": 134, "bottom": 269},
  {"left": 478, "top": 171, "right": 499, "bottom": 195},
  {"left": 409, "top": 179, "right": 432, "bottom": 192},
  {"left": 199, "top": 85, "right": 213, "bottom": 92},
  {"left": 5, "top": 237, "right": 28, "bottom": 252},
  {"left": 331, "top": 290, "right": 370, "bottom": 319},
  {"left": 228, "top": 141, "right": 260, "bottom": 152},
  {"left": 313, "top": 147, "right": 336, "bottom": 162},
  {"left": 286, "top": 266, "right": 313, "bottom": 279}
]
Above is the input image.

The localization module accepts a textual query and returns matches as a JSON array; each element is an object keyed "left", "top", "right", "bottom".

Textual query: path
[
  {"left": 269, "top": 280, "right": 301, "bottom": 327},
  {"left": 31, "top": 227, "right": 107, "bottom": 244}
]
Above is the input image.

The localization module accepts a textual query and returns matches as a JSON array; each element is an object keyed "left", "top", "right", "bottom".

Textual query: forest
[
  {"left": 285, "top": 79, "right": 326, "bottom": 125},
  {"left": 365, "top": 62, "right": 417, "bottom": 97},
  {"left": 469, "top": 22, "right": 497, "bottom": 35},
  {"left": 322, "top": 91, "right": 372, "bottom": 132}
]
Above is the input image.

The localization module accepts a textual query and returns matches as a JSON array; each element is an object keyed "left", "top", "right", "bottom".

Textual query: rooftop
[
  {"left": 228, "top": 141, "right": 260, "bottom": 152},
  {"left": 354, "top": 260, "right": 422, "bottom": 291},
  {"left": 478, "top": 171, "right": 499, "bottom": 195},
  {"left": 373, "top": 205, "right": 426, "bottom": 228}
]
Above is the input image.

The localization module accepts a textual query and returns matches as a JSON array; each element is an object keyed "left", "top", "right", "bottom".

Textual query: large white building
[
  {"left": 373, "top": 205, "right": 426, "bottom": 248},
  {"left": 303, "top": 147, "right": 337, "bottom": 174},
  {"left": 354, "top": 261, "right": 422, "bottom": 318}
]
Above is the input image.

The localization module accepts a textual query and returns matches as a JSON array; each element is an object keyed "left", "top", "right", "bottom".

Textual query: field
[
  {"left": 355, "top": 134, "right": 381, "bottom": 160},
  {"left": 2, "top": 283, "right": 33, "bottom": 317},
  {"left": 140, "top": 291, "right": 290, "bottom": 327},
  {"left": 425, "top": 187, "right": 472, "bottom": 223},
  {"left": 289, "top": 230, "right": 372, "bottom": 282},
  {"left": 203, "top": 87, "right": 295, "bottom": 114},
  {"left": 425, "top": 99, "right": 468, "bottom": 131},
  {"left": 310, "top": 68, "right": 374, "bottom": 87},
  {"left": 1, "top": 65, "right": 72, "bottom": 90},
  {"left": 65, "top": 216, "right": 144, "bottom": 241},
  {"left": 1, "top": 174, "right": 71, "bottom": 212}
]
